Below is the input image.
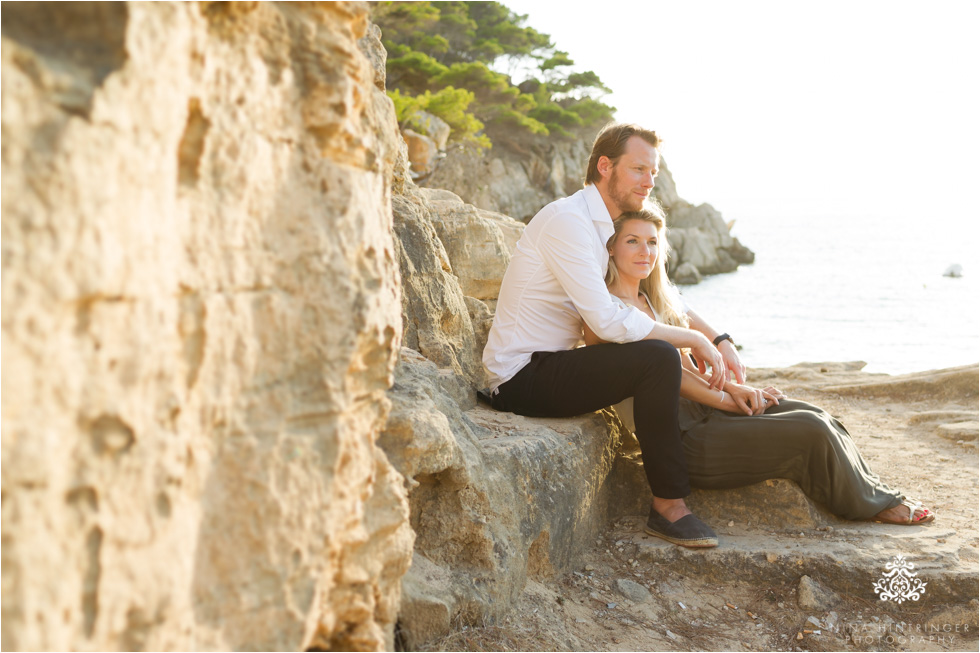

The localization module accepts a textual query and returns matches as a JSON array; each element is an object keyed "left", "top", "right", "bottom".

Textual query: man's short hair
[{"left": 585, "top": 123, "right": 661, "bottom": 185}]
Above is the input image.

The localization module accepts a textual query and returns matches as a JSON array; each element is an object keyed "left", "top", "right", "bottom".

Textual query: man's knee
[
  {"left": 617, "top": 340, "right": 682, "bottom": 386},
  {"left": 625, "top": 339, "right": 682, "bottom": 369}
]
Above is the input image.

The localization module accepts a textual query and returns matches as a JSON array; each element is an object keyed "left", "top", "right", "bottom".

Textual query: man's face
[{"left": 603, "top": 137, "right": 660, "bottom": 214}]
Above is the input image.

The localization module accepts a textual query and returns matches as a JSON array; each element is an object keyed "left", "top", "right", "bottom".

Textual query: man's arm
[
  {"left": 643, "top": 321, "right": 727, "bottom": 390},
  {"left": 583, "top": 306, "right": 727, "bottom": 390},
  {"left": 536, "top": 214, "right": 654, "bottom": 344},
  {"left": 685, "top": 309, "right": 746, "bottom": 384}
]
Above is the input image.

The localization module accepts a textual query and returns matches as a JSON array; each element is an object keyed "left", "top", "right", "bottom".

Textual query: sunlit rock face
[
  {"left": 423, "top": 140, "right": 592, "bottom": 223},
  {"left": 1, "top": 2, "right": 413, "bottom": 650},
  {"left": 380, "top": 348, "right": 635, "bottom": 649}
]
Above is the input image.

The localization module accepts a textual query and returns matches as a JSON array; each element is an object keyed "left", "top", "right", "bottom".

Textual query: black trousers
[{"left": 491, "top": 340, "right": 689, "bottom": 499}]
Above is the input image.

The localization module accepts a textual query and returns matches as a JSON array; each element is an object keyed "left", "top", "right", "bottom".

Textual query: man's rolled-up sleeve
[{"left": 536, "top": 213, "right": 655, "bottom": 343}]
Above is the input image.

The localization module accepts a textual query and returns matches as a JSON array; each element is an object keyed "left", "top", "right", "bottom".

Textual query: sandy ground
[{"left": 421, "top": 362, "right": 979, "bottom": 652}]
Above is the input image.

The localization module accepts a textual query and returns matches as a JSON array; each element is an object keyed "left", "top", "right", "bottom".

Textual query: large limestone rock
[
  {"left": 389, "top": 184, "right": 524, "bottom": 391},
  {"left": 403, "top": 110, "right": 451, "bottom": 151},
  {"left": 423, "top": 188, "right": 524, "bottom": 300},
  {"left": 391, "top": 184, "right": 486, "bottom": 389},
  {"left": 2, "top": 3, "right": 413, "bottom": 650},
  {"left": 402, "top": 128, "right": 438, "bottom": 177},
  {"left": 424, "top": 140, "right": 591, "bottom": 222},
  {"left": 821, "top": 364, "right": 979, "bottom": 402},
  {"left": 380, "top": 350, "right": 636, "bottom": 648}
]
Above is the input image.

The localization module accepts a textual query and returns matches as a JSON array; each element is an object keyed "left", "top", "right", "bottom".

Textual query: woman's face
[{"left": 610, "top": 218, "right": 659, "bottom": 281}]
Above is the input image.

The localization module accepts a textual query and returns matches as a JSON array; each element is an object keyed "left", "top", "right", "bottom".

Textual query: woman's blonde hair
[{"left": 606, "top": 207, "right": 690, "bottom": 328}]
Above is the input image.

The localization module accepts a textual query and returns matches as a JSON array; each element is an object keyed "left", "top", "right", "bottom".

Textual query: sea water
[{"left": 675, "top": 212, "right": 980, "bottom": 375}]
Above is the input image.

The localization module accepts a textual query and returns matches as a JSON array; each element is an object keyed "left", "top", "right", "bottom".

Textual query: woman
[{"left": 584, "top": 208, "right": 933, "bottom": 526}]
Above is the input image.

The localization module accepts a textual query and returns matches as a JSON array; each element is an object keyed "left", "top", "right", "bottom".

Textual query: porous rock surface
[
  {"left": 390, "top": 182, "right": 486, "bottom": 389},
  {"left": 2, "top": 3, "right": 412, "bottom": 650},
  {"left": 424, "top": 140, "right": 592, "bottom": 223}
]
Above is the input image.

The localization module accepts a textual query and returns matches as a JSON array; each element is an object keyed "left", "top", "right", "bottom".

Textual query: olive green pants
[{"left": 677, "top": 398, "right": 903, "bottom": 520}]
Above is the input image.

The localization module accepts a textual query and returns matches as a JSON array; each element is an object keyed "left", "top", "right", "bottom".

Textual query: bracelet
[{"left": 713, "top": 332, "right": 734, "bottom": 347}]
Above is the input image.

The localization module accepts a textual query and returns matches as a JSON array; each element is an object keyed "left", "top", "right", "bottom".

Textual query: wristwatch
[{"left": 713, "top": 333, "right": 734, "bottom": 347}]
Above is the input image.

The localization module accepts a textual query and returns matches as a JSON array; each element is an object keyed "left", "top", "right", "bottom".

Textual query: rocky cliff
[{"left": 2, "top": 3, "right": 412, "bottom": 650}]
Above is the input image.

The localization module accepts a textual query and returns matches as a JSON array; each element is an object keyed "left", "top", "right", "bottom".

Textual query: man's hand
[
  {"left": 682, "top": 311, "right": 745, "bottom": 385},
  {"left": 726, "top": 383, "right": 779, "bottom": 416},
  {"left": 690, "top": 335, "right": 727, "bottom": 391},
  {"left": 718, "top": 340, "right": 746, "bottom": 384}
]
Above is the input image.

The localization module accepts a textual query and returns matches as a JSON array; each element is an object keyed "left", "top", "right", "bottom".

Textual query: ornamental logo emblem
[{"left": 873, "top": 555, "right": 927, "bottom": 603}]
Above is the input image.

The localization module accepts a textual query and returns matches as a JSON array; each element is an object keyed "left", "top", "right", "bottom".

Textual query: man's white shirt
[{"left": 483, "top": 184, "right": 657, "bottom": 392}]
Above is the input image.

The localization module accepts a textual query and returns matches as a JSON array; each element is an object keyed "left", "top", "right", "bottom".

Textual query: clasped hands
[
  {"left": 691, "top": 338, "right": 785, "bottom": 416},
  {"left": 725, "top": 383, "right": 785, "bottom": 416}
]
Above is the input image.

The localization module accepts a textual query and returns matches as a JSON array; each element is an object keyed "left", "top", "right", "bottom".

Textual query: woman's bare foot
[{"left": 874, "top": 499, "right": 935, "bottom": 525}]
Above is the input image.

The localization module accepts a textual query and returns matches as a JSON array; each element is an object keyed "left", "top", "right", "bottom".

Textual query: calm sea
[{"left": 675, "top": 212, "right": 980, "bottom": 375}]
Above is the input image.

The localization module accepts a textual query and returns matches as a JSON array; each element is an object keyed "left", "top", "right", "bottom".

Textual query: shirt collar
[{"left": 583, "top": 184, "right": 613, "bottom": 226}]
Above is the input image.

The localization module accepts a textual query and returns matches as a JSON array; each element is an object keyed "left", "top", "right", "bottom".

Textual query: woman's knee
[
  {"left": 795, "top": 412, "right": 839, "bottom": 450},
  {"left": 782, "top": 399, "right": 825, "bottom": 414}
]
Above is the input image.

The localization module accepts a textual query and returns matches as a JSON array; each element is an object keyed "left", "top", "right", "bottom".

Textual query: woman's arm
[
  {"left": 588, "top": 317, "right": 773, "bottom": 415},
  {"left": 682, "top": 368, "right": 779, "bottom": 416},
  {"left": 681, "top": 367, "right": 740, "bottom": 412}
]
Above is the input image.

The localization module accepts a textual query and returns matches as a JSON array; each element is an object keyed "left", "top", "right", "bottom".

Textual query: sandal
[{"left": 874, "top": 499, "right": 935, "bottom": 525}]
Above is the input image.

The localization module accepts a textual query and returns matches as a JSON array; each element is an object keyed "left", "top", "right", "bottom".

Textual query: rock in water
[{"left": 673, "top": 261, "right": 703, "bottom": 285}]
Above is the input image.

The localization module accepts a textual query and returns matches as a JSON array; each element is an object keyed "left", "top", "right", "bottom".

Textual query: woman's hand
[
  {"left": 726, "top": 383, "right": 779, "bottom": 416},
  {"left": 762, "top": 386, "right": 787, "bottom": 400}
]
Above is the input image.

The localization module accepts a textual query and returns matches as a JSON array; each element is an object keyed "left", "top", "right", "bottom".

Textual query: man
[{"left": 483, "top": 123, "right": 747, "bottom": 548}]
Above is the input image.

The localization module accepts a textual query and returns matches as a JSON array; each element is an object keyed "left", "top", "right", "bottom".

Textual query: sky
[{"left": 500, "top": 0, "right": 980, "bottom": 232}]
